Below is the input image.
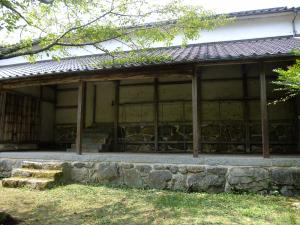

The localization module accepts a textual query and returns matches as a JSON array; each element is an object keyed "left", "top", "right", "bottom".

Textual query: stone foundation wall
[
  {"left": 1, "top": 158, "right": 299, "bottom": 196},
  {"left": 117, "top": 121, "right": 297, "bottom": 153},
  {"left": 68, "top": 162, "right": 300, "bottom": 196}
]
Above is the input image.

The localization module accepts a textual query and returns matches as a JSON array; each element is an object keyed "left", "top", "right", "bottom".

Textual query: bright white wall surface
[
  {"left": 172, "top": 14, "right": 296, "bottom": 44},
  {"left": 0, "top": 12, "right": 299, "bottom": 66},
  {"left": 295, "top": 14, "right": 300, "bottom": 34}
]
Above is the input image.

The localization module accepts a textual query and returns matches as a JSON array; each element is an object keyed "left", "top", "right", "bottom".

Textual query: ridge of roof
[{"left": 228, "top": 6, "right": 300, "bottom": 17}]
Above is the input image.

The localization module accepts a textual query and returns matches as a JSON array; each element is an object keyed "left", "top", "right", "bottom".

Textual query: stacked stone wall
[{"left": 1, "top": 158, "right": 299, "bottom": 196}]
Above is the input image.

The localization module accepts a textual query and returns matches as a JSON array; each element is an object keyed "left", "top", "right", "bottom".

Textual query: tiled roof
[
  {"left": 0, "top": 36, "right": 299, "bottom": 80},
  {"left": 228, "top": 7, "right": 299, "bottom": 18}
]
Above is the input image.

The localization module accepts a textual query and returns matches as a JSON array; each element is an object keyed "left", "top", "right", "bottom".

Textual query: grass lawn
[{"left": 0, "top": 184, "right": 299, "bottom": 225}]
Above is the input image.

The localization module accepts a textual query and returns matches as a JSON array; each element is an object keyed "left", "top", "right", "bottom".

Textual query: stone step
[
  {"left": 80, "top": 144, "right": 104, "bottom": 149},
  {"left": 83, "top": 129, "right": 111, "bottom": 134},
  {"left": 83, "top": 135, "right": 107, "bottom": 140},
  {"left": 70, "top": 143, "right": 103, "bottom": 150},
  {"left": 67, "top": 147, "right": 100, "bottom": 153},
  {"left": 0, "top": 143, "right": 38, "bottom": 151},
  {"left": 83, "top": 130, "right": 108, "bottom": 134},
  {"left": 22, "top": 161, "right": 65, "bottom": 170},
  {"left": 82, "top": 138, "right": 107, "bottom": 145},
  {"left": 1, "top": 177, "right": 55, "bottom": 190},
  {"left": 82, "top": 137, "right": 106, "bottom": 144},
  {"left": 12, "top": 168, "right": 62, "bottom": 180}
]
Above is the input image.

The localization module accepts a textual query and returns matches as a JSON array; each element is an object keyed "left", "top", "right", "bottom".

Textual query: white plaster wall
[
  {"left": 159, "top": 14, "right": 296, "bottom": 46},
  {"left": 295, "top": 14, "right": 300, "bottom": 34}
]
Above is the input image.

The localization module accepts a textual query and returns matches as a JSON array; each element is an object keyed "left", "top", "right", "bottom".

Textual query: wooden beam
[
  {"left": 154, "top": 78, "right": 159, "bottom": 152},
  {"left": 0, "top": 88, "right": 55, "bottom": 103},
  {"left": 1, "top": 65, "right": 193, "bottom": 90},
  {"left": 56, "top": 105, "right": 77, "bottom": 109},
  {"left": 120, "top": 80, "right": 191, "bottom": 87},
  {"left": 56, "top": 87, "right": 78, "bottom": 92},
  {"left": 113, "top": 81, "right": 120, "bottom": 151},
  {"left": 118, "top": 97, "right": 281, "bottom": 106},
  {"left": 195, "top": 56, "right": 296, "bottom": 67},
  {"left": 192, "top": 66, "right": 201, "bottom": 157},
  {"left": 76, "top": 80, "right": 86, "bottom": 155},
  {"left": 242, "top": 65, "right": 251, "bottom": 153},
  {"left": 259, "top": 62, "right": 270, "bottom": 158}
]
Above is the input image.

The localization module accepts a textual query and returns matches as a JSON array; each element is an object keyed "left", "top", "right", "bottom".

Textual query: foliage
[
  {"left": 0, "top": 184, "right": 299, "bottom": 225},
  {"left": 0, "top": 0, "right": 231, "bottom": 63},
  {"left": 100, "top": 50, "right": 173, "bottom": 67},
  {"left": 273, "top": 51, "right": 300, "bottom": 103}
]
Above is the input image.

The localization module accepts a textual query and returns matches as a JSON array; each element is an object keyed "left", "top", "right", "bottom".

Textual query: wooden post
[
  {"left": 154, "top": 78, "right": 159, "bottom": 152},
  {"left": 192, "top": 66, "right": 201, "bottom": 157},
  {"left": 259, "top": 62, "right": 270, "bottom": 158},
  {"left": 242, "top": 65, "right": 251, "bottom": 153},
  {"left": 76, "top": 81, "right": 86, "bottom": 155},
  {"left": 92, "top": 84, "right": 96, "bottom": 125},
  {"left": 53, "top": 85, "right": 57, "bottom": 143},
  {"left": 114, "top": 81, "right": 120, "bottom": 151},
  {"left": 294, "top": 96, "right": 300, "bottom": 152},
  {"left": 0, "top": 84, "right": 5, "bottom": 142},
  {"left": 39, "top": 86, "right": 43, "bottom": 143}
]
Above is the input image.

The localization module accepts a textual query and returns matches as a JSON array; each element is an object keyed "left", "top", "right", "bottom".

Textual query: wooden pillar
[
  {"left": 114, "top": 81, "right": 120, "bottom": 151},
  {"left": 242, "top": 65, "right": 251, "bottom": 153},
  {"left": 76, "top": 80, "right": 86, "bottom": 155},
  {"left": 259, "top": 62, "right": 270, "bottom": 158},
  {"left": 154, "top": 78, "right": 159, "bottom": 152},
  {"left": 0, "top": 84, "right": 5, "bottom": 142},
  {"left": 294, "top": 96, "right": 300, "bottom": 152},
  {"left": 192, "top": 66, "right": 201, "bottom": 157},
  {"left": 92, "top": 84, "right": 97, "bottom": 125},
  {"left": 53, "top": 85, "right": 57, "bottom": 144},
  {"left": 39, "top": 86, "right": 43, "bottom": 143}
]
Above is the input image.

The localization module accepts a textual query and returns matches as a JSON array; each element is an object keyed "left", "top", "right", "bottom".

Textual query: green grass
[{"left": 0, "top": 184, "right": 299, "bottom": 225}]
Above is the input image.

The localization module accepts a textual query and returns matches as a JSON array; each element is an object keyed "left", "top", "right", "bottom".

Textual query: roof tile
[{"left": 0, "top": 36, "right": 299, "bottom": 80}]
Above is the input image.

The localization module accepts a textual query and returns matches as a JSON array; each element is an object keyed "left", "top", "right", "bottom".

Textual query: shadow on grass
[
  {"left": 17, "top": 199, "right": 159, "bottom": 225},
  {"left": 0, "top": 211, "right": 21, "bottom": 225}
]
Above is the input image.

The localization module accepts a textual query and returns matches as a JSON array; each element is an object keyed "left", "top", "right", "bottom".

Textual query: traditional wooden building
[{"left": 0, "top": 7, "right": 299, "bottom": 158}]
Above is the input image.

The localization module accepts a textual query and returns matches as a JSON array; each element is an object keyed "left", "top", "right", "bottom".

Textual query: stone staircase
[
  {"left": 68, "top": 127, "right": 111, "bottom": 152},
  {"left": 1, "top": 161, "right": 65, "bottom": 190}
]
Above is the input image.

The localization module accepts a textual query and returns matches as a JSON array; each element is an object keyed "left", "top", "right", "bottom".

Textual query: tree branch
[
  {"left": 1, "top": 1, "right": 32, "bottom": 26},
  {"left": 38, "top": 0, "right": 55, "bottom": 4},
  {"left": 0, "top": 7, "right": 115, "bottom": 59}
]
